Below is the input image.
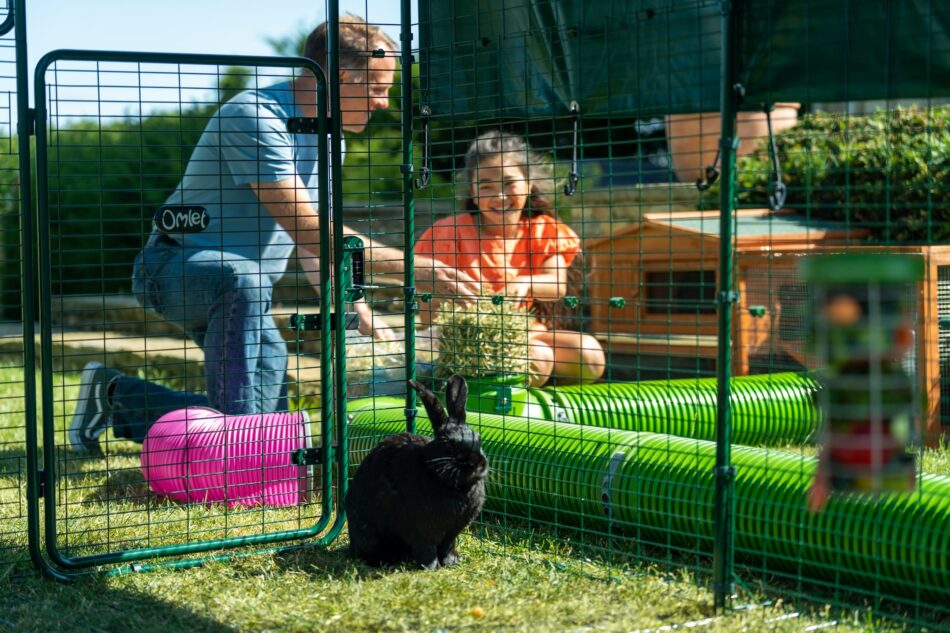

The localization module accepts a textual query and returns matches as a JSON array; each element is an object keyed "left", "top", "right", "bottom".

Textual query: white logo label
[{"left": 153, "top": 206, "right": 210, "bottom": 233}]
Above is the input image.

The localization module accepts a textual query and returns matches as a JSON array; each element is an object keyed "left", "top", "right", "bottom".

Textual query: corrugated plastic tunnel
[
  {"left": 471, "top": 372, "right": 821, "bottom": 446},
  {"left": 346, "top": 399, "right": 950, "bottom": 600}
]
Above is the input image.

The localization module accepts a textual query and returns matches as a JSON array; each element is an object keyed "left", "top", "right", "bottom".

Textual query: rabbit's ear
[
  {"left": 409, "top": 379, "right": 450, "bottom": 433},
  {"left": 444, "top": 374, "right": 468, "bottom": 424}
]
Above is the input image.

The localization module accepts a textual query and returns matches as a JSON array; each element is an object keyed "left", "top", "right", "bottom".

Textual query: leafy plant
[
  {"left": 435, "top": 296, "right": 531, "bottom": 378},
  {"left": 713, "top": 106, "right": 950, "bottom": 244}
]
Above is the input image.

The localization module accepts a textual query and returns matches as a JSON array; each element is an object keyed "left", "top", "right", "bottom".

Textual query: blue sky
[{"left": 26, "top": 0, "right": 406, "bottom": 75}]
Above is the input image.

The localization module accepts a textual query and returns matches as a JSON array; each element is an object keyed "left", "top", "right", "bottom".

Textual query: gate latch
[
  {"left": 290, "top": 312, "right": 360, "bottom": 332},
  {"left": 494, "top": 386, "right": 513, "bottom": 414},
  {"left": 342, "top": 236, "right": 366, "bottom": 302}
]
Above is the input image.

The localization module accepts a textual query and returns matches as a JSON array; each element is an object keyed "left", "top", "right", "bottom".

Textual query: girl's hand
[{"left": 501, "top": 279, "right": 532, "bottom": 306}]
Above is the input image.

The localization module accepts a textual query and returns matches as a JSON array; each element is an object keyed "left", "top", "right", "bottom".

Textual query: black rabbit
[{"left": 345, "top": 374, "right": 488, "bottom": 569}]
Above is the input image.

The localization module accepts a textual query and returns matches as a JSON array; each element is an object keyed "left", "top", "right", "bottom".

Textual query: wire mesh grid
[
  {"left": 0, "top": 0, "right": 28, "bottom": 579},
  {"left": 341, "top": 0, "right": 950, "bottom": 629},
  {"left": 0, "top": 0, "right": 946, "bottom": 629},
  {"left": 37, "top": 55, "right": 337, "bottom": 565}
]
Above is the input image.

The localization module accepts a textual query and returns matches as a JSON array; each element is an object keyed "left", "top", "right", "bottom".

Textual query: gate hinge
[
  {"left": 287, "top": 117, "right": 327, "bottom": 134},
  {"left": 291, "top": 447, "right": 325, "bottom": 466},
  {"left": 37, "top": 468, "right": 45, "bottom": 498},
  {"left": 717, "top": 291, "right": 740, "bottom": 304},
  {"left": 403, "top": 286, "right": 419, "bottom": 313},
  {"left": 290, "top": 311, "right": 359, "bottom": 332},
  {"left": 26, "top": 108, "right": 36, "bottom": 136}
]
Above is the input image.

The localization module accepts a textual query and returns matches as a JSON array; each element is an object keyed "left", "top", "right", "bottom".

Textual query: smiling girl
[{"left": 416, "top": 130, "right": 605, "bottom": 387}]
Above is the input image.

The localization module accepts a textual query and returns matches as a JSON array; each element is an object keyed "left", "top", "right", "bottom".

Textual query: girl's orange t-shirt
[{"left": 416, "top": 212, "right": 581, "bottom": 301}]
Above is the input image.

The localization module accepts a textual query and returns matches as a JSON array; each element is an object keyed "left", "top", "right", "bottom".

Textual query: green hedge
[{"left": 718, "top": 106, "right": 950, "bottom": 243}]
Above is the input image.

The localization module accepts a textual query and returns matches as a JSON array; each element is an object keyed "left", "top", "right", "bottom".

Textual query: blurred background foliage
[{"left": 707, "top": 106, "right": 950, "bottom": 244}]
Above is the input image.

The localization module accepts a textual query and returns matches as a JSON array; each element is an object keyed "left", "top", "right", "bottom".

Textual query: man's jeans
[{"left": 115, "top": 236, "right": 289, "bottom": 442}]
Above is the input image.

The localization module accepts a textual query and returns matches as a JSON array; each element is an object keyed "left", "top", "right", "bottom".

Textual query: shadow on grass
[
  {"left": 0, "top": 445, "right": 26, "bottom": 478},
  {"left": 272, "top": 540, "right": 375, "bottom": 579},
  {"left": 81, "top": 464, "right": 153, "bottom": 507},
  {"left": 0, "top": 571, "right": 238, "bottom": 632}
]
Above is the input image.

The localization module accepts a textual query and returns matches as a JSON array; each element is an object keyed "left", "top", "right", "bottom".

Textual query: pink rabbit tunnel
[{"left": 141, "top": 407, "right": 312, "bottom": 507}]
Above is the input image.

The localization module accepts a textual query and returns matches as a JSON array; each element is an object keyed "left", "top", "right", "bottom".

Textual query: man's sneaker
[{"left": 68, "top": 361, "right": 121, "bottom": 453}]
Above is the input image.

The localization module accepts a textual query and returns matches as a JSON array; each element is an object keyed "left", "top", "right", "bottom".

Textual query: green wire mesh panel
[
  {"left": 408, "top": 0, "right": 950, "bottom": 628},
  {"left": 0, "top": 5, "right": 27, "bottom": 579},
  {"left": 411, "top": 0, "right": 730, "bottom": 601},
  {"left": 348, "top": 405, "right": 950, "bottom": 594},
  {"left": 34, "top": 52, "right": 336, "bottom": 570}
]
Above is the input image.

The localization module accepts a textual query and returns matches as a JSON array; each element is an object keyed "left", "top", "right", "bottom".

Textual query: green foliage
[
  {"left": 435, "top": 296, "right": 531, "bottom": 378},
  {"left": 720, "top": 107, "right": 950, "bottom": 243},
  {"left": 0, "top": 155, "right": 21, "bottom": 318},
  {"left": 38, "top": 68, "right": 252, "bottom": 295},
  {"left": 339, "top": 63, "right": 406, "bottom": 201}
]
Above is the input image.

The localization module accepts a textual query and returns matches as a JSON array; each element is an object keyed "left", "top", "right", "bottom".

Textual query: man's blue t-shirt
[{"left": 160, "top": 80, "right": 338, "bottom": 283}]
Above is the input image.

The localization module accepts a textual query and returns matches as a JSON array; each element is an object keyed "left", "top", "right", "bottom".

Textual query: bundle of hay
[{"left": 435, "top": 296, "right": 532, "bottom": 379}]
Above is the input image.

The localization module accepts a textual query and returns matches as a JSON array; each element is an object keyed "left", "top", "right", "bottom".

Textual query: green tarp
[
  {"left": 740, "top": 0, "right": 950, "bottom": 105},
  {"left": 420, "top": 0, "right": 950, "bottom": 120}
]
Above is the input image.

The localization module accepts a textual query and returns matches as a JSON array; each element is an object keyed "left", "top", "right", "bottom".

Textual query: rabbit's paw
[
  {"left": 438, "top": 549, "right": 459, "bottom": 567},
  {"left": 410, "top": 543, "right": 440, "bottom": 570}
]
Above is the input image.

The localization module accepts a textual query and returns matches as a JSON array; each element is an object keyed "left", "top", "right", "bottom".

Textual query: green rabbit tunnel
[
  {"left": 462, "top": 372, "right": 821, "bottom": 446},
  {"left": 347, "top": 402, "right": 950, "bottom": 601}
]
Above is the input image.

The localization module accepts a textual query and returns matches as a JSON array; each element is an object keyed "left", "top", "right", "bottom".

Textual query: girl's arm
[{"left": 501, "top": 254, "right": 569, "bottom": 302}]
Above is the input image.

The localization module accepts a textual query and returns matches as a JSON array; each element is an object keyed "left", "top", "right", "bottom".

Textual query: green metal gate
[{"left": 28, "top": 47, "right": 348, "bottom": 577}]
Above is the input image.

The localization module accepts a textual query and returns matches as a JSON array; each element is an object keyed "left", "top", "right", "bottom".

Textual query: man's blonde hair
[{"left": 303, "top": 13, "right": 397, "bottom": 77}]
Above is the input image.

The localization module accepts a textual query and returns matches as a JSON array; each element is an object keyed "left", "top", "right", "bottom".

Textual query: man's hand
[
  {"left": 353, "top": 300, "right": 396, "bottom": 342},
  {"left": 415, "top": 258, "right": 480, "bottom": 302}
]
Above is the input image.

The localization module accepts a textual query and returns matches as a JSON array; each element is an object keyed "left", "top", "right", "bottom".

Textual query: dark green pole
[
  {"left": 12, "top": 0, "right": 58, "bottom": 581},
  {"left": 713, "top": 0, "right": 739, "bottom": 611},
  {"left": 327, "top": 0, "right": 350, "bottom": 515},
  {"left": 315, "top": 52, "right": 334, "bottom": 517},
  {"left": 400, "top": 0, "right": 417, "bottom": 434}
]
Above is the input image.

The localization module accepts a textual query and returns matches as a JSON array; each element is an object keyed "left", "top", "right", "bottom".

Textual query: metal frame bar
[{"left": 712, "top": 0, "right": 740, "bottom": 611}]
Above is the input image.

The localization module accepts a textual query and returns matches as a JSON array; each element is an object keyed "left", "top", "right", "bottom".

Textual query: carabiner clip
[
  {"left": 415, "top": 105, "right": 432, "bottom": 190},
  {"left": 764, "top": 104, "right": 787, "bottom": 211},
  {"left": 564, "top": 101, "right": 580, "bottom": 197},
  {"left": 695, "top": 148, "right": 721, "bottom": 192}
]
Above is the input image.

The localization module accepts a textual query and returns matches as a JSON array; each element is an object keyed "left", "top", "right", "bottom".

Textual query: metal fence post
[
  {"left": 713, "top": 0, "right": 739, "bottom": 611},
  {"left": 401, "top": 0, "right": 417, "bottom": 434}
]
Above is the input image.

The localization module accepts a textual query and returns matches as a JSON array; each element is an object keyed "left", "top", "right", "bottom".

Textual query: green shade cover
[{"left": 421, "top": 0, "right": 950, "bottom": 120}]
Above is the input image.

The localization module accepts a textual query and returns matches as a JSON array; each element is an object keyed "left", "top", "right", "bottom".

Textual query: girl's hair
[{"left": 462, "top": 130, "right": 556, "bottom": 218}]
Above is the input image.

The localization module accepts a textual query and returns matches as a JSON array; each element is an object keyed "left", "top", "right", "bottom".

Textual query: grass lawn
[{"left": 0, "top": 362, "right": 946, "bottom": 632}]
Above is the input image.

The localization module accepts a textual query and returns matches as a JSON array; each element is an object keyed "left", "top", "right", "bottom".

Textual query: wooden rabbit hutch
[{"left": 585, "top": 208, "right": 950, "bottom": 440}]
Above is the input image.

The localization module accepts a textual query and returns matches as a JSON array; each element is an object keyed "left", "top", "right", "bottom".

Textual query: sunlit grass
[{"left": 0, "top": 362, "right": 945, "bottom": 631}]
